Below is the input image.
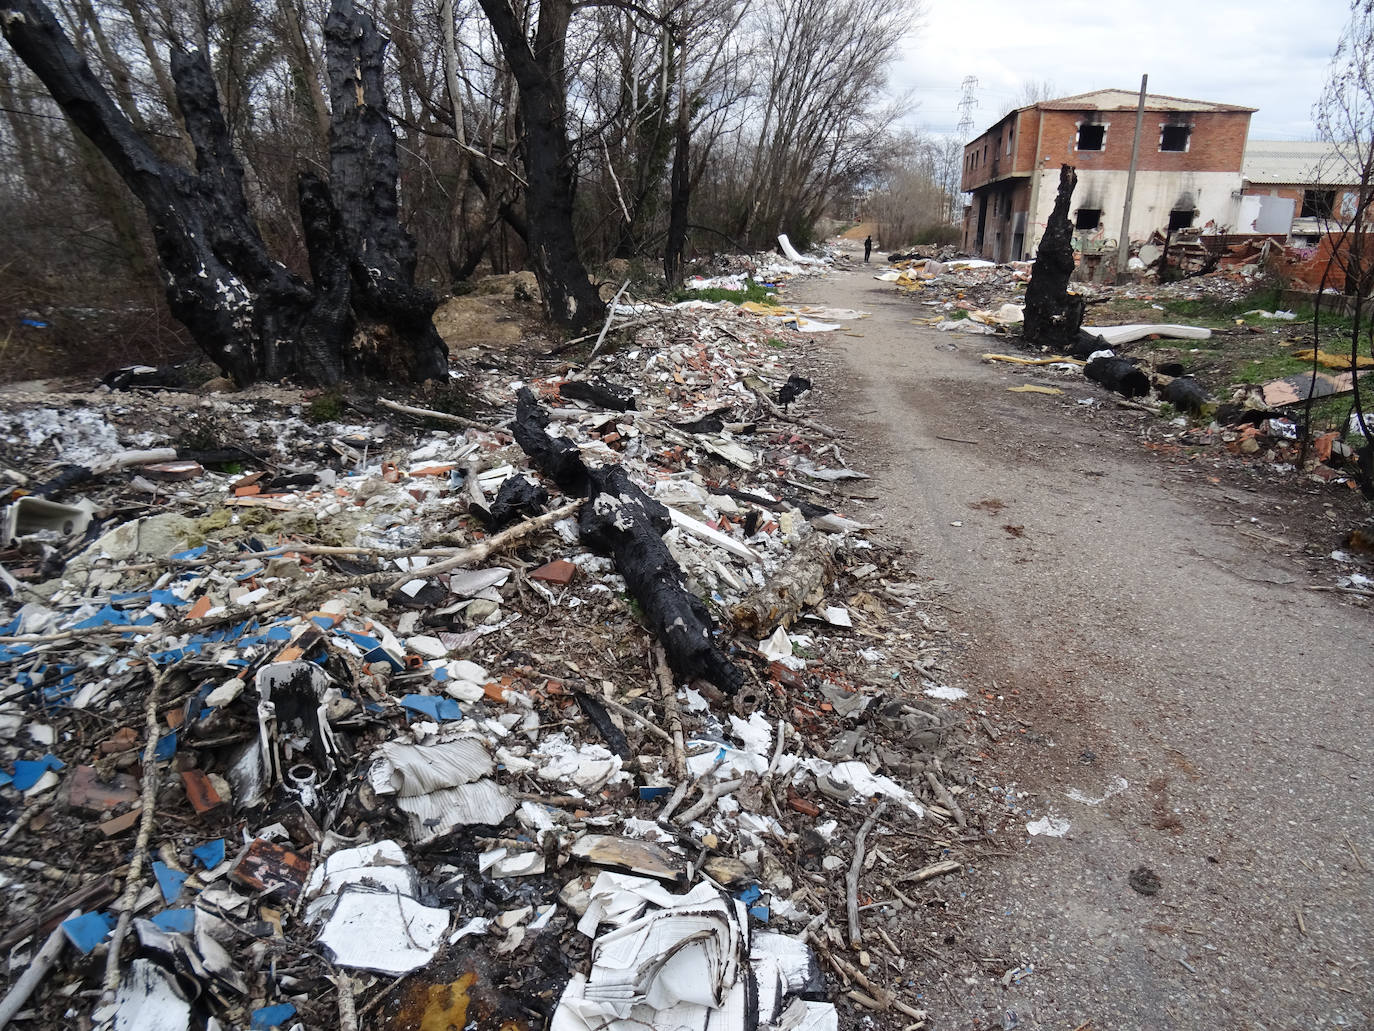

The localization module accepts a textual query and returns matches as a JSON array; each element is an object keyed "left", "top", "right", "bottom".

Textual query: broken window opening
[
  {"left": 1075, "top": 208, "right": 1101, "bottom": 230},
  {"left": 1076, "top": 123, "right": 1106, "bottom": 151},
  {"left": 1159, "top": 124, "right": 1191, "bottom": 152},
  {"left": 1167, "top": 208, "right": 1195, "bottom": 231},
  {"left": 1301, "top": 189, "right": 1336, "bottom": 218}
]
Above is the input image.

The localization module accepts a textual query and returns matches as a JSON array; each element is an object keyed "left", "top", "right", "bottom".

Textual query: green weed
[{"left": 672, "top": 277, "right": 776, "bottom": 306}]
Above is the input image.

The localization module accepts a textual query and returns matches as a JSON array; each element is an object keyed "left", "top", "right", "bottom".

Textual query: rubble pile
[{"left": 0, "top": 271, "right": 978, "bottom": 1029}]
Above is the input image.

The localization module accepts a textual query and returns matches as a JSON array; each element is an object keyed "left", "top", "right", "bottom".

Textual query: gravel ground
[{"left": 791, "top": 267, "right": 1373, "bottom": 1031}]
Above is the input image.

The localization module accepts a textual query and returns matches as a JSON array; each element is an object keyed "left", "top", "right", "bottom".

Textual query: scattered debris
[{"left": 0, "top": 255, "right": 976, "bottom": 1029}]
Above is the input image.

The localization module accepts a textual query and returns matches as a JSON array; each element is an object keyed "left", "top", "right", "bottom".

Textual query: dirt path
[{"left": 790, "top": 268, "right": 1373, "bottom": 1030}]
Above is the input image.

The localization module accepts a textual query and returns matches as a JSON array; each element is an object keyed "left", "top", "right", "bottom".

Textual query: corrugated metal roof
[
  {"left": 1242, "top": 141, "right": 1364, "bottom": 185},
  {"left": 1035, "top": 89, "right": 1255, "bottom": 114}
]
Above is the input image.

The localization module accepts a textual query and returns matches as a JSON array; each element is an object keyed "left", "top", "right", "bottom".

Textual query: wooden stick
[
  {"left": 811, "top": 934, "right": 927, "bottom": 1020},
  {"left": 332, "top": 972, "right": 359, "bottom": 1031},
  {"left": 0, "top": 877, "right": 119, "bottom": 952},
  {"left": 595, "top": 694, "right": 673, "bottom": 744},
  {"left": 900, "top": 859, "right": 963, "bottom": 885},
  {"left": 549, "top": 316, "right": 658, "bottom": 356},
  {"left": 589, "top": 280, "right": 632, "bottom": 359},
  {"left": 383, "top": 500, "right": 583, "bottom": 592},
  {"left": 674, "top": 778, "right": 744, "bottom": 825},
  {"left": 101, "top": 666, "right": 169, "bottom": 1001},
  {"left": 658, "top": 779, "right": 691, "bottom": 824},
  {"left": 847, "top": 800, "right": 888, "bottom": 947},
  {"left": 0, "top": 909, "right": 76, "bottom": 1028},
  {"left": 746, "top": 380, "right": 838, "bottom": 438},
  {"left": 376, "top": 396, "right": 494, "bottom": 432},
  {"left": 356, "top": 972, "right": 410, "bottom": 1021},
  {"left": 924, "top": 772, "right": 966, "bottom": 828},
  {"left": 653, "top": 645, "right": 687, "bottom": 780}
]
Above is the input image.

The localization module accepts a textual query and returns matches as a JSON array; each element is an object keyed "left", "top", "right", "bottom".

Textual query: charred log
[
  {"left": 674, "top": 411, "right": 728, "bottom": 434},
  {"left": 510, "top": 391, "right": 590, "bottom": 496},
  {"left": 1086, "top": 356, "right": 1150, "bottom": 398},
  {"left": 560, "top": 378, "right": 637, "bottom": 411},
  {"left": 1158, "top": 376, "right": 1210, "bottom": 414},
  {"left": 1023, "top": 164, "right": 1086, "bottom": 351},
  {"left": 776, "top": 374, "right": 812, "bottom": 407},
  {"left": 512, "top": 389, "right": 744, "bottom": 694},
  {"left": 480, "top": 475, "right": 549, "bottom": 531}
]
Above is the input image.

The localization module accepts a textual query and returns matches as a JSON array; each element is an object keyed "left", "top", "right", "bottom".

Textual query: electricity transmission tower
[{"left": 957, "top": 75, "right": 979, "bottom": 140}]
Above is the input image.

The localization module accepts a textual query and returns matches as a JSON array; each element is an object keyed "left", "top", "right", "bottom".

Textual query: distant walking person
[{"left": 863, "top": 235, "right": 872, "bottom": 263}]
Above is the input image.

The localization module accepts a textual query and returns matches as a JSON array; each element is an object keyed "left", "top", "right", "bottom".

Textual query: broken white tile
[{"left": 1026, "top": 815, "right": 1070, "bottom": 837}]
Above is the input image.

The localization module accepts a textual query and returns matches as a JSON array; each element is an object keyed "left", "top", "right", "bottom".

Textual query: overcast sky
[{"left": 892, "top": 0, "right": 1353, "bottom": 143}]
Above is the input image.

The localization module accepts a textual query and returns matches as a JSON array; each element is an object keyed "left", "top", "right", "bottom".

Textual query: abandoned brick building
[
  {"left": 1239, "top": 140, "right": 1365, "bottom": 245},
  {"left": 960, "top": 89, "right": 1255, "bottom": 262}
]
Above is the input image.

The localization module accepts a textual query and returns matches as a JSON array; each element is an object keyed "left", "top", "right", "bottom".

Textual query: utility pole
[{"left": 1117, "top": 74, "right": 1148, "bottom": 274}]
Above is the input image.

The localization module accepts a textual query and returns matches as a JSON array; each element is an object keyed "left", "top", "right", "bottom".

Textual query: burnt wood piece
[
  {"left": 512, "top": 389, "right": 743, "bottom": 694},
  {"left": 560, "top": 378, "right": 637, "bottom": 411},
  {"left": 1086, "top": 356, "right": 1151, "bottom": 398},
  {"left": 1158, "top": 376, "right": 1210, "bottom": 414},
  {"left": 481, "top": 475, "right": 549, "bottom": 530},
  {"left": 1065, "top": 328, "right": 1113, "bottom": 360},
  {"left": 716, "top": 486, "right": 831, "bottom": 520},
  {"left": 1023, "top": 164, "right": 1086, "bottom": 351},
  {"left": 776, "top": 374, "right": 812, "bottom": 407},
  {"left": 574, "top": 691, "right": 632, "bottom": 759},
  {"left": 674, "top": 412, "right": 728, "bottom": 434}
]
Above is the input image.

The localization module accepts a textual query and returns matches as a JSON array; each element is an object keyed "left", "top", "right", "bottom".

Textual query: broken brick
[
  {"left": 181, "top": 768, "right": 225, "bottom": 816},
  {"left": 186, "top": 596, "right": 212, "bottom": 619},
  {"left": 98, "top": 810, "right": 141, "bottom": 837},
  {"left": 68, "top": 765, "right": 140, "bottom": 812},
  {"left": 787, "top": 785, "right": 821, "bottom": 818},
  {"left": 530, "top": 559, "right": 577, "bottom": 586},
  {"left": 99, "top": 727, "right": 138, "bottom": 755}
]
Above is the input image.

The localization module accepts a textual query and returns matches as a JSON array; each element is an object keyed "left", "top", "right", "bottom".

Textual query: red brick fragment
[{"left": 530, "top": 559, "right": 577, "bottom": 585}]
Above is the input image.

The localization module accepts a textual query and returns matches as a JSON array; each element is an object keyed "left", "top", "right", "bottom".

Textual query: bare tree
[
  {"left": 472, "top": 0, "right": 605, "bottom": 330},
  {"left": 1307, "top": 0, "right": 1374, "bottom": 493}
]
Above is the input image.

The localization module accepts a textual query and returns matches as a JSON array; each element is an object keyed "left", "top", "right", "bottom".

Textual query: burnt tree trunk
[
  {"left": 663, "top": 29, "right": 691, "bottom": 289},
  {"left": 474, "top": 0, "right": 605, "bottom": 332},
  {"left": 1023, "top": 164, "right": 1086, "bottom": 352},
  {"left": 322, "top": 0, "right": 447, "bottom": 381},
  {"left": 1, "top": 0, "right": 447, "bottom": 387}
]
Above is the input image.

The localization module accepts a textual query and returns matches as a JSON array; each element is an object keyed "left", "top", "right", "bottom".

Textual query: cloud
[{"left": 889, "top": 0, "right": 1352, "bottom": 141}]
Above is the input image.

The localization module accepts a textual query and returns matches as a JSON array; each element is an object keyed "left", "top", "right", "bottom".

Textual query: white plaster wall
[{"left": 1027, "top": 168, "right": 1244, "bottom": 254}]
